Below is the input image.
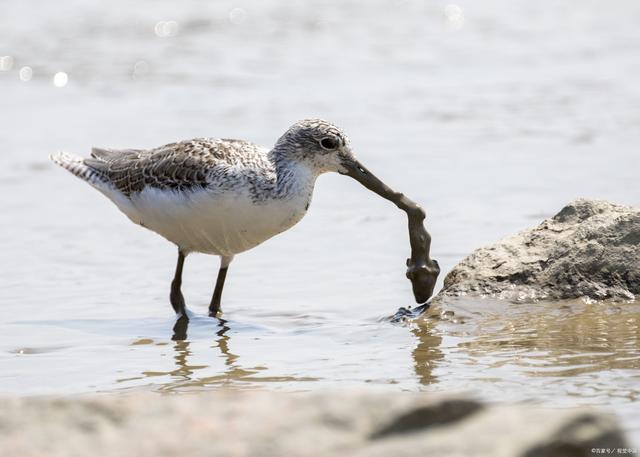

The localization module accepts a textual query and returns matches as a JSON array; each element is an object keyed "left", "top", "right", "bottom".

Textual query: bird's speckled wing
[{"left": 83, "top": 138, "right": 269, "bottom": 196}]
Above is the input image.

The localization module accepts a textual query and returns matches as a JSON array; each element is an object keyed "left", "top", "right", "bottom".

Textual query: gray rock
[
  {"left": 435, "top": 199, "right": 640, "bottom": 303},
  {"left": 0, "top": 392, "right": 626, "bottom": 457}
]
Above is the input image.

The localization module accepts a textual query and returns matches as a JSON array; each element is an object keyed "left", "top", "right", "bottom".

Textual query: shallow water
[{"left": 1, "top": 0, "right": 639, "bottom": 444}]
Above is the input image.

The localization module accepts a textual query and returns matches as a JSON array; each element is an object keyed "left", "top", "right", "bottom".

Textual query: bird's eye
[{"left": 320, "top": 137, "right": 339, "bottom": 150}]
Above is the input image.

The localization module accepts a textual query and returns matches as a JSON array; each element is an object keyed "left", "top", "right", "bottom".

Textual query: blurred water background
[{"left": 1, "top": 0, "right": 639, "bottom": 442}]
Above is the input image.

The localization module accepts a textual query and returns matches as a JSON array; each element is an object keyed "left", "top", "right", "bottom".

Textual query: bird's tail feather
[{"left": 49, "top": 152, "right": 108, "bottom": 187}]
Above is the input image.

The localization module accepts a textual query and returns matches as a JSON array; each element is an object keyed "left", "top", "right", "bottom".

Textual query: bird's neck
[{"left": 268, "top": 148, "right": 320, "bottom": 199}]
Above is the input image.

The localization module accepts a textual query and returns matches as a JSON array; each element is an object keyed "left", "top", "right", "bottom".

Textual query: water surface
[{"left": 1, "top": 0, "right": 639, "bottom": 443}]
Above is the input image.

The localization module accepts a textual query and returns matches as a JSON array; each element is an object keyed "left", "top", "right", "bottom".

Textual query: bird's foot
[{"left": 208, "top": 301, "right": 221, "bottom": 318}]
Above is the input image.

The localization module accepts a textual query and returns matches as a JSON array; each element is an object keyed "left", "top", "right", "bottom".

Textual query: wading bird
[{"left": 51, "top": 119, "right": 398, "bottom": 317}]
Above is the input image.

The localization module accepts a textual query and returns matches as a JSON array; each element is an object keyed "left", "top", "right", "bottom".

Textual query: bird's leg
[
  {"left": 170, "top": 250, "right": 187, "bottom": 316},
  {"left": 209, "top": 256, "right": 233, "bottom": 317}
]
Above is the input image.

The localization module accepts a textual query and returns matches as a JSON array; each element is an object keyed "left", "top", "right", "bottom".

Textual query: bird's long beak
[{"left": 339, "top": 157, "right": 399, "bottom": 201}]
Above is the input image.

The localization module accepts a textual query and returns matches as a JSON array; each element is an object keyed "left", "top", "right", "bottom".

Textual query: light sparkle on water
[
  {"left": 444, "top": 4, "right": 464, "bottom": 30},
  {"left": 53, "top": 72, "right": 68, "bottom": 87},
  {"left": 132, "top": 60, "right": 149, "bottom": 79},
  {"left": 229, "top": 8, "right": 247, "bottom": 25},
  {"left": 19, "top": 66, "right": 32, "bottom": 82},
  {"left": 0, "top": 56, "right": 14, "bottom": 71},
  {"left": 154, "top": 20, "right": 179, "bottom": 37}
]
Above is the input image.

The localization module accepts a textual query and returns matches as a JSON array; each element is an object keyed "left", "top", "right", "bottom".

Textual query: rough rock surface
[
  {"left": 435, "top": 199, "right": 640, "bottom": 303},
  {"left": 0, "top": 392, "right": 626, "bottom": 457}
]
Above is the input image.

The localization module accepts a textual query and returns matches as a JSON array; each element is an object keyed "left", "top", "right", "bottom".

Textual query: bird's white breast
[{"left": 116, "top": 183, "right": 311, "bottom": 256}]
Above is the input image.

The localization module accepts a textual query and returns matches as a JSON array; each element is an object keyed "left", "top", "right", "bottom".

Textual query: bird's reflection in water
[
  {"left": 163, "top": 315, "right": 253, "bottom": 390},
  {"left": 171, "top": 315, "right": 190, "bottom": 342},
  {"left": 143, "top": 315, "right": 313, "bottom": 392}
]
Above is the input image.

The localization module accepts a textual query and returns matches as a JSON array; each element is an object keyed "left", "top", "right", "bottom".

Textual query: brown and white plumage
[
  {"left": 53, "top": 138, "right": 271, "bottom": 197},
  {"left": 51, "top": 119, "right": 362, "bottom": 316},
  {"left": 52, "top": 136, "right": 308, "bottom": 256}
]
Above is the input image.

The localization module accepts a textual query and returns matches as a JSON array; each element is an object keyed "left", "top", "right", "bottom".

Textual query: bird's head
[
  {"left": 274, "top": 119, "right": 390, "bottom": 194},
  {"left": 274, "top": 118, "right": 352, "bottom": 173}
]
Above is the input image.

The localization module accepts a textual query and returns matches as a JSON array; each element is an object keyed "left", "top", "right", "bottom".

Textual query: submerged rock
[
  {"left": 0, "top": 392, "right": 626, "bottom": 457},
  {"left": 435, "top": 199, "right": 640, "bottom": 303}
]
